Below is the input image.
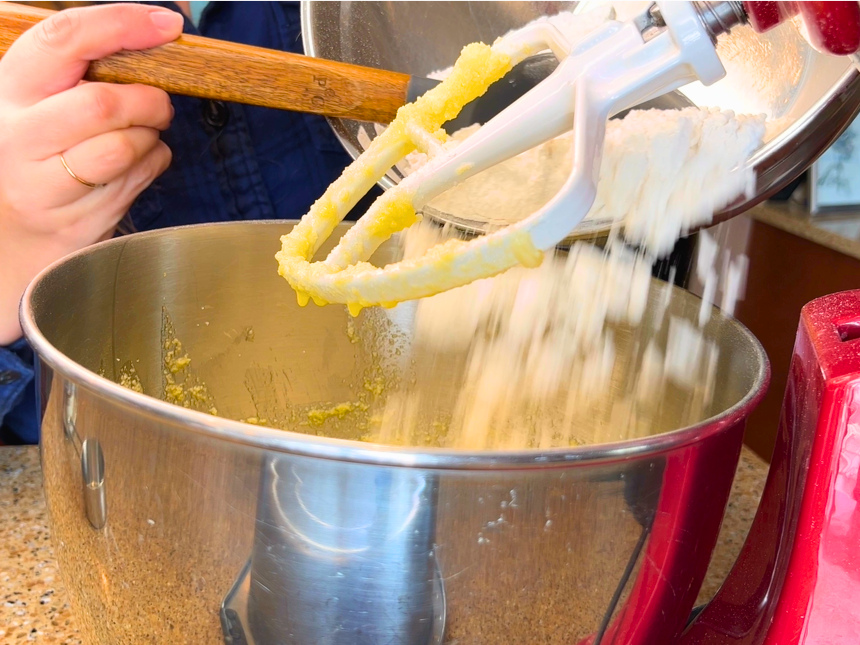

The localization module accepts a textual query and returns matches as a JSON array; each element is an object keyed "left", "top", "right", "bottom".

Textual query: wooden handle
[{"left": 0, "top": 2, "right": 410, "bottom": 123}]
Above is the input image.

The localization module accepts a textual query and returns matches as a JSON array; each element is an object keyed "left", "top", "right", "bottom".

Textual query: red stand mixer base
[{"left": 579, "top": 290, "right": 860, "bottom": 645}]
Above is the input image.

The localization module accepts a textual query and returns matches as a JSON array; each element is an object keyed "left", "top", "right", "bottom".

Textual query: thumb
[{"left": 0, "top": 3, "right": 184, "bottom": 106}]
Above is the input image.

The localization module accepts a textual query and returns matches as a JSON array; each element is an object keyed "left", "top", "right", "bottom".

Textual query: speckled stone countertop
[
  {"left": 0, "top": 444, "right": 768, "bottom": 644},
  {"left": 0, "top": 447, "right": 81, "bottom": 644}
]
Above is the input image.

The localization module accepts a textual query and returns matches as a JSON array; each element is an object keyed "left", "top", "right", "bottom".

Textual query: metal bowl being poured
[{"left": 301, "top": 1, "right": 860, "bottom": 241}]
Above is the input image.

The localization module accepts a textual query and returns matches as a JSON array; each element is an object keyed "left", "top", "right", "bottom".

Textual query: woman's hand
[{"left": 0, "top": 3, "right": 183, "bottom": 344}]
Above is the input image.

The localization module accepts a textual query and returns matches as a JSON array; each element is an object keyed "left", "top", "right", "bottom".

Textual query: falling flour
[
  {"left": 362, "top": 73, "right": 766, "bottom": 450},
  {"left": 366, "top": 219, "right": 727, "bottom": 450}
]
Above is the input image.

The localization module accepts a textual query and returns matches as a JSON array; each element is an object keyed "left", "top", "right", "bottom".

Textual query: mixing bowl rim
[{"left": 20, "top": 220, "right": 770, "bottom": 470}]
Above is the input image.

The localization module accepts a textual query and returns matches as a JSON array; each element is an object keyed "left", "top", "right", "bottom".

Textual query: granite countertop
[
  {"left": 0, "top": 447, "right": 80, "bottom": 644},
  {"left": 0, "top": 444, "right": 769, "bottom": 644}
]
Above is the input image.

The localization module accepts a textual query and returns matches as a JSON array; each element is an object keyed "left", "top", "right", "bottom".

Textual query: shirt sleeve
[{"left": 0, "top": 338, "right": 35, "bottom": 431}]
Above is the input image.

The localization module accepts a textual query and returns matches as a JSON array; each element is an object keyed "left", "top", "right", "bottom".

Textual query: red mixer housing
[
  {"left": 687, "top": 290, "right": 860, "bottom": 645},
  {"left": 577, "top": 288, "right": 860, "bottom": 645},
  {"left": 745, "top": 1, "right": 860, "bottom": 55}
]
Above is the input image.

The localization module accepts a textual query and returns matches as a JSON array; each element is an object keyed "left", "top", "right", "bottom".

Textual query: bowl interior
[{"left": 26, "top": 222, "right": 765, "bottom": 452}]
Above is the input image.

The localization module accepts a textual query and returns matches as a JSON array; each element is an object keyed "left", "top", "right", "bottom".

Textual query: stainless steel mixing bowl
[
  {"left": 302, "top": 1, "right": 860, "bottom": 238},
  {"left": 22, "top": 222, "right": 768, "bottom": 644}
]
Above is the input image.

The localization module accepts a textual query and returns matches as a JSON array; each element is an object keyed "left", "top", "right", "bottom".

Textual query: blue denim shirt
[{"left": 0, "top": 1, "right": 378, "bottom": 444}]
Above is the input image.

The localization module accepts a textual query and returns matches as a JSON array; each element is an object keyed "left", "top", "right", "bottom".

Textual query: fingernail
[{"left": 150, "top": 10, "right": 184, "bottom": 32}]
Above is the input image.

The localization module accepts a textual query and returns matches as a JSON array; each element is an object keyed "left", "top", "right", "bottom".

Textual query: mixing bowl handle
[{"left": 678, "top": 289, "right": 860, "bottom": 645}]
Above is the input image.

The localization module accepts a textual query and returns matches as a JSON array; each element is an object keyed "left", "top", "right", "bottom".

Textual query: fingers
[
  {"left": 49, "top": 140, "right": 173, "bottom": 234},
  {"left": 122, "top": 141, "right": 173, "bottom": 199},
  {"left": 35, "top": 129, "right": 169, "bottom": 208},
  {"left": 21, "top": 82, "right": 173, "bottom": 158},
  {"left": 0, "top": 4, "right": 184, "bottom": 106},
  {"left": 60, "top": 126, "right": 163, "bottom": 188},
  {"left": 86, "top": 140, "right": 173, "bottom": 222}
]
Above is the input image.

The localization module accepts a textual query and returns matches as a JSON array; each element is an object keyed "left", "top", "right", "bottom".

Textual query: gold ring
[{"left": 60, "top": 154, "right": 105, "bottom": 189}]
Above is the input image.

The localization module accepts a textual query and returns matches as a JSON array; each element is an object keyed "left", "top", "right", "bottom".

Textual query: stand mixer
[{"left": 6, "top": 2, "right": 860, "bottom": 645}]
